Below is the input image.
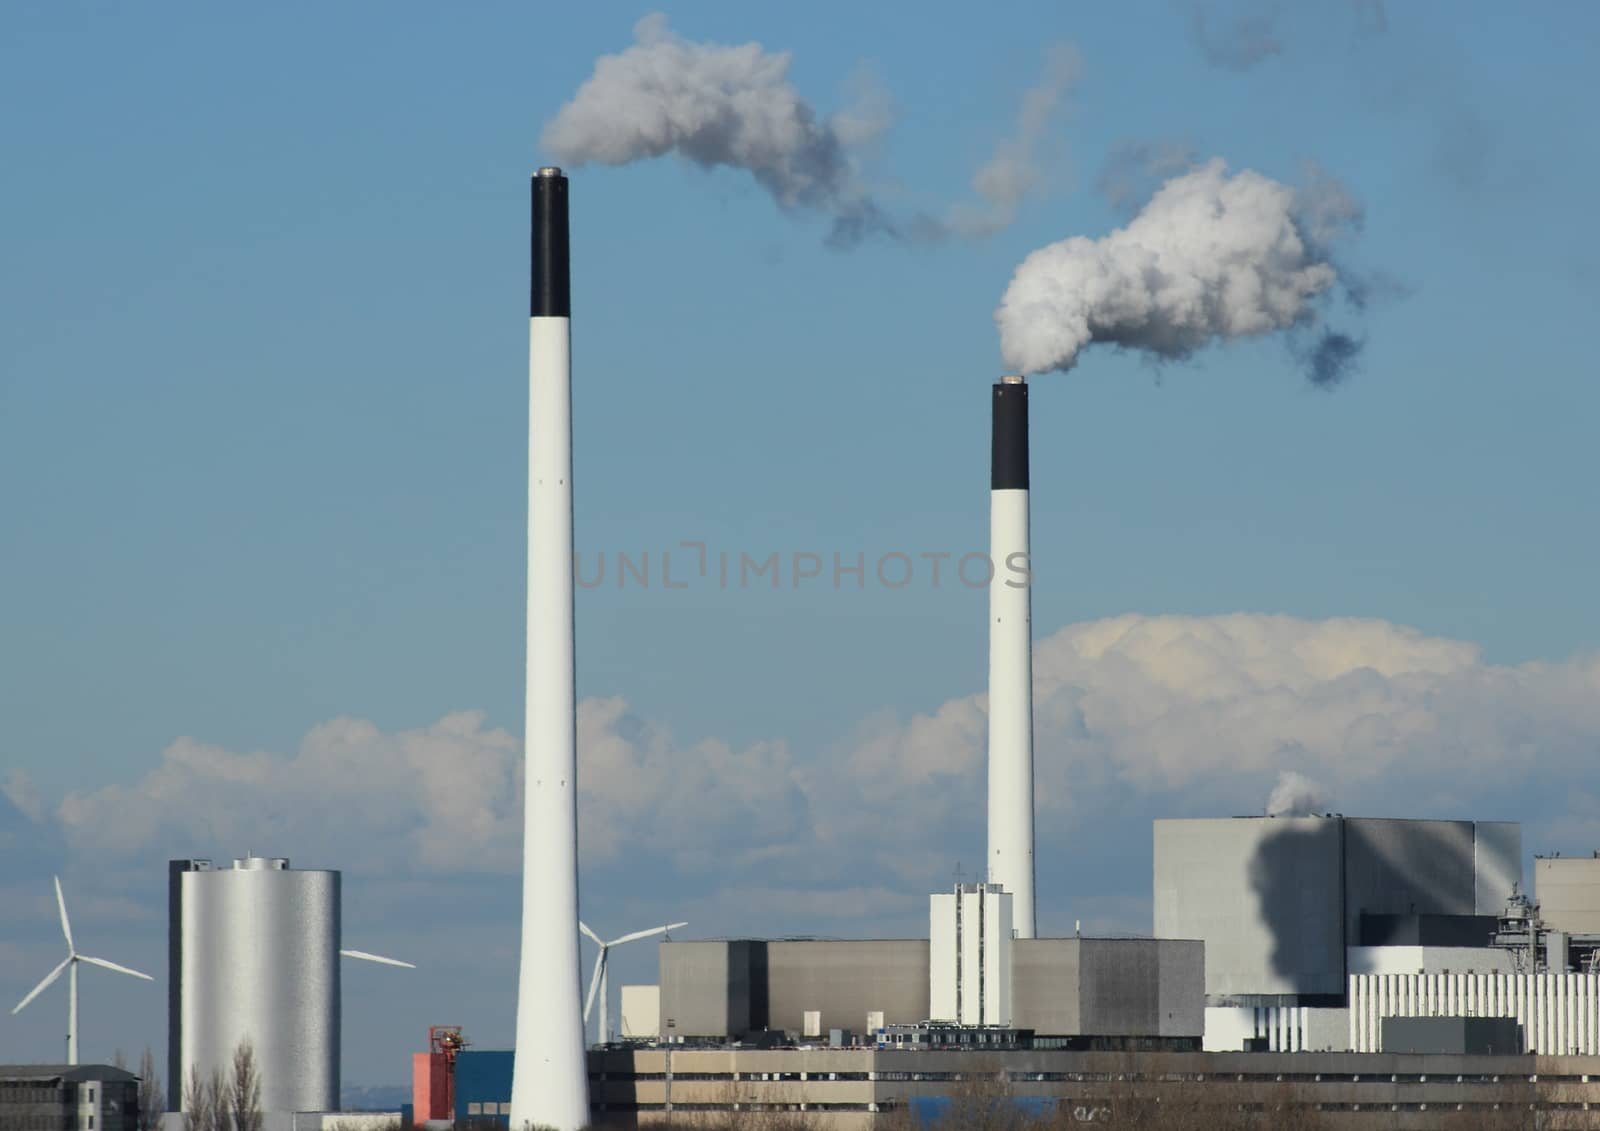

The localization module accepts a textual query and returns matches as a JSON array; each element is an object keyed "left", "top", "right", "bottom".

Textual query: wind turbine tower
[
  {"left": 11, "top": 876, "right": 153, "bottom": 1064},
  {"left": 581, "top": 921, "right": 686, "bottom": 1046}
]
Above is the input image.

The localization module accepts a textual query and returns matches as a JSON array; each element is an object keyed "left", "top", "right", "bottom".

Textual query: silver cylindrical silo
[{"left": 179, "top": 857, "right": 340, "bottom": 1113}]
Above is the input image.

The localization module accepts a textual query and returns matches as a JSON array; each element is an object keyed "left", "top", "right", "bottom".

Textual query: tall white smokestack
[
  {"left": 987, "top": 375, "right": 1035, "bottom": 939},
  {"left": 509, "top": 167, "right": 590, "bottom": 1131}
]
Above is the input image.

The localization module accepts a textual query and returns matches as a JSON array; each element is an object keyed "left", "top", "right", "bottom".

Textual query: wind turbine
[
  {"left": 12, "top": 876, "right": 154, "bottom": 1065},
  {"left": 581, "top": 920, "right": 686, "bottom": 1046}
]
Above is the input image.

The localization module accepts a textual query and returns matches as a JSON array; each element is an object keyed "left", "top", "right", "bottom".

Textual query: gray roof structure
[{"left": 0, "top": 1064, "right": 140, "bottom": 1083}]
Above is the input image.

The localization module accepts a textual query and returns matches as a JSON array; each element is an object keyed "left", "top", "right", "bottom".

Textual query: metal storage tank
[{"left": 176, "top": 857, "right": 340, "bottom": 1113}]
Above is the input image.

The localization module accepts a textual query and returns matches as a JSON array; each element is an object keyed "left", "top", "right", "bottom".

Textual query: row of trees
[{"left": 181, "top": 1042, "right": 264, "bottom": 1131}]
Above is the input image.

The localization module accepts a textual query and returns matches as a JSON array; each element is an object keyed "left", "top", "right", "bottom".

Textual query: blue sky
[{"left": 2, "top": 0, "right": 1598, "bottom": 1091}]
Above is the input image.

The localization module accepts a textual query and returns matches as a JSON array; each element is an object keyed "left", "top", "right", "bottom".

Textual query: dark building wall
[
  {"left": 1077, "top": 940, "right": 1159, "bottom": 1036},
  {"left": 1359, "top": 913, "right": 1499, "bottom": 947},
  {"left": 1342, "top": 819, "right": 1477, "bottom": 943},
  {"left": 1381, "top": 1016, "right": 1524, "bottom": 1056},
  {"left": 1010, "top": 939, "right": 1203, "bottom": 1039}
]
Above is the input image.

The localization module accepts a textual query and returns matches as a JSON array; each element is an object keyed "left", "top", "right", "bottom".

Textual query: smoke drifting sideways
[
  {"left": 542, "top": 14, "right": 1074, "bottom": 248},
  {"left": 995, "top": 158, "right": 1368, "bottom": 386}
]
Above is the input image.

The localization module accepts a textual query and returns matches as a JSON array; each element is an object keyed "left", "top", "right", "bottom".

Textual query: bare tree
[
  {"left": 228, "top": 1042, "right": 262, "bottom": 1131},
  {"left": 137, "top": 1047, "right": 165, "bottom": 1131},
  {"left": 206, "top": 1066, "right": 231, "bottom": 1131},
  {"left": 181, "top": 1066, "right": 210, "bottom": 1131}
]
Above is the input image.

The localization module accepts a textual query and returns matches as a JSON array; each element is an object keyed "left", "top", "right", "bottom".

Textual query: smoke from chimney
[
  {"left": 945, "top": 44, "right": 1079, "bottom": 239},
  {"left": 544, "top": 15, "right": 1074, "bottom": 247},
  {"left": 1265, "top": 771, "right": 1331, "bottom": 818},
  {"left": 995, "top": 158, "right": 1364, "bottom": 384}
]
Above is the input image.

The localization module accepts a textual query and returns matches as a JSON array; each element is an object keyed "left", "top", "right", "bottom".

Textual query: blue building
[{"left": 453, "top": 1050, "right": 513, "bottom": 1125}]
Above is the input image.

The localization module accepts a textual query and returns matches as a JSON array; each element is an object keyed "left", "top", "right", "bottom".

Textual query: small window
[{"left": 468, "top": 1103, "right": 482, "bottom": 1116}]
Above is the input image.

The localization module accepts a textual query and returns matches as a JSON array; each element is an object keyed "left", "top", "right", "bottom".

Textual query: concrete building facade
[
  {"left": 658, "top": 936, "right": 1203, "bottom": 1046},
  {"left": 0, "top": 1065, "right": 139, "bottom": 1131},
  {"left": 1154, "top": 816, "right": 1521, "bottom": 1004},
  {"left": 1349, "top": 970, "right": 1600, "bottom": 1055},
  {"left": 1011, "top": 938, "right": 1203, "bottom": 1042},
  {"left": 1537, "top": 856, "right": 1600, "bottom": 935},
  {"left": 659, "top": 940, "right": 930, "bottom": 1042},
  {"left": 585, "top": 1045, "right": 1600, "bottom": 1129}
]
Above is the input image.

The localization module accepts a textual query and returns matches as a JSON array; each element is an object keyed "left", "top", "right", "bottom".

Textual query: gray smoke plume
[
  {"left": 995, "top": 158, "right": 1363, "bottom": 381},
  {"left": 1094, "top": 139, "right": 1200, "bottom": 214},
  {"left": 1188, "top": 1, "right": 1388, "bottom": 71},
  {"left": 544, "top": 15, "right": 1073, "bottom": 247},
  {"left": 944, "top": 44, "right": 1080, "bottom": 238},
  {"left": 1190, "top": 1, "right": 1285, "bottom": 71},
  {"left": 1265, "top": 771, "right": 1331, "bottom": 817}
]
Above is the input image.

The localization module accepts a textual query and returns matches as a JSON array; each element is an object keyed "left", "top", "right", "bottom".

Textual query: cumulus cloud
[
  {"left": 995, "top": 158, "right": 1366, "bottom": 383},
  {"left": 544, "top": 15, "right": 1074, "bottom": 246},
  {"left": 39, "top": 613, "right": 1600, "bottom": 930}
]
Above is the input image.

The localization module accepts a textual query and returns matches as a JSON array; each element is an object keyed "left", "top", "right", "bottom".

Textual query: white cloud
[{"left": 44, "top": 614, "right": 1600, "bottom": 909}]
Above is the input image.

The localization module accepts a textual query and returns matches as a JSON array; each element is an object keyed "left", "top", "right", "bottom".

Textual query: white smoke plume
[
  {"left": 542, "top": 14, "right": 890, "bottom": 247},
  {"left": 1265, "top": 771, "right": 1331, "bottom": 817},
  {"left": 995, "top": 158, "right": 1364, "bottom": 384},
  {"left": 544, "top": 15, "right": 1073, "bottom": 246}
]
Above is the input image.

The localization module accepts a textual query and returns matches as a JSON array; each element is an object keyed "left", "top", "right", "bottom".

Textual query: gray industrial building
[
  {"left": 657, "top": 937, "right": 1203, "bottom": 1047},
  {"left": 1154, "top": 816, "right": 1520, "bottom": 1004},
  {"left": 1537, "top": 855, "right": 1600, "bottom": 935},
  {"left": 1012, "top": 938, "right": 1202, "bottom": 1043},
  {"left": 660, "top": 940, "right": 929, "bottom": 1040},
  {"left": 0, "top": 1064, "right": 139, "bottom": 1131},
  {"left": 585, "top": 1045, "right": 1600, "bottom": 1129}
]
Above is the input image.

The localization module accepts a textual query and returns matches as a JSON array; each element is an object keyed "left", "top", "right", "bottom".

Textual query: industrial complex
[{"left": 11, "top": 170, "right": 1600, "bottom": 1131}]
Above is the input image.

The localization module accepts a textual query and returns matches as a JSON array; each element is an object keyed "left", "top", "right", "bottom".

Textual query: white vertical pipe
[
  {"left": 510, "top": 168, "right": 590, "bottom": 1131},
  {"left": 68, "top": 960, "right": 78, "bottom": 1066},
  {"left": 598, "top": 954, "right": 611, "bottom": 1047},
  {"left": 987, "top": 377, "right": 1034, "bottom": 938}
]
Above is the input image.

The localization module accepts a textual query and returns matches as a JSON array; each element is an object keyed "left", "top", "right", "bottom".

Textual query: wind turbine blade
[
  {"left": 11, "top": 957, "right": 71, "bottom": 1014},
  {"left": 610, "top": 922, "right": 690, "bottom": 948},
  {"left": 583, "top": 948, "right": 606, "bottom": 1025},
  {"left": 579, "top": 922, "right": 603, "bottom": 946},
  {"left": 77, "top": 955, "right": 154, "bottom": 981},
  {"left": 54, "top": 877, "right": 74, "bottom": 954},
  {"left": 340, "top": 949, "right": 416, "bottom": 969}
]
